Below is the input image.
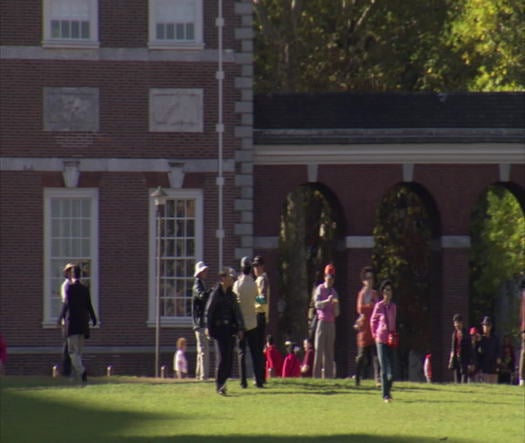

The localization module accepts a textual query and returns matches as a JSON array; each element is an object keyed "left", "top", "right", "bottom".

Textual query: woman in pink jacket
[{"left": 370, "top": 279, "right": 397, "bottom": 403}]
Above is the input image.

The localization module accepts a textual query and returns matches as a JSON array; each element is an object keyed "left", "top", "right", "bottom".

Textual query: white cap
[
  {"left": 240, "top": 256, "right": 251, "bottom": 268},
  {"left": 194, "top": 261, "right": 208, "bottom": 277}
]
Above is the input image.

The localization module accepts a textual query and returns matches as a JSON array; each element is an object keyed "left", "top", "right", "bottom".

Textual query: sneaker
[
  {"left": 217, "top": 385, "right": 227, "bottom": 396},
  {"left": 81, "top": 371, "right": 88, "bottom": 383},
  {"left": 384, "top": 396, "right": 391, "bottom": 403}
]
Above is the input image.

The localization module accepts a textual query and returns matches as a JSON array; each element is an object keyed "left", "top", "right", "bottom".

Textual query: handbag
[{"left": 387, "top": 332, "right": 399, "bottom": 348}]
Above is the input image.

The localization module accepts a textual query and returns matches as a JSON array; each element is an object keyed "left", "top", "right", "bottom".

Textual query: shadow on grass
[{"left": 116, "top": 435, "right": 473, "bottom": 443}]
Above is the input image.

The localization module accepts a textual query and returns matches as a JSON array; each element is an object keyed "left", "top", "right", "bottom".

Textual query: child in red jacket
[
  {"left": 282, "top": 341, "right": 301, "bottom": 378},
  {"left": 264, "top": 335, "right": 283, "bottom": 378}
]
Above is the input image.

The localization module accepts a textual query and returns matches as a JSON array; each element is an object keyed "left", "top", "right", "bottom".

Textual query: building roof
[{"left": 254, "top": 92, "right": 525, "bottom": 144}]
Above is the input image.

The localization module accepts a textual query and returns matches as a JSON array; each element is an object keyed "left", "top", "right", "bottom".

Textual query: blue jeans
[{"left": 376, "top": 342, "right": 394, "bottom": 399}]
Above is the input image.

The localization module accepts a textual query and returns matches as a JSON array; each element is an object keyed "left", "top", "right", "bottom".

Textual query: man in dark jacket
[
  {"left": 448, "top": 314, "right": 471, "bottom": 383},
  {"left": 205, "top": 268, "right": 244, "bottom": 395},
  {"left": 57, "top": 265, "right": 97, "bottom": 383},
  {"left": 192, "top": 261, "right": 211, "bottom": 380}
]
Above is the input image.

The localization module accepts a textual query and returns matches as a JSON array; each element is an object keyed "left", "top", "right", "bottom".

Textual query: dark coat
[
  {"left": 450, "top": 328, "right": 471, "bottom": 370},
  {"left": 192, "top": 277, "right": 210, "bottom": 330},
  {"left": 478, "top": 333, "right": 500, "bottom": 374},
  {"left": 205, "top": 283, "right": 244, "bottom": 339},
  {"left": 58, "top": 280, "right": 97, "bottom": 338}
]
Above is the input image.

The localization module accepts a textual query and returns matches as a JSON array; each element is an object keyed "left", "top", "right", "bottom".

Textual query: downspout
[{"left": 216, "top": 0, "right": 224, "bottom": 270}]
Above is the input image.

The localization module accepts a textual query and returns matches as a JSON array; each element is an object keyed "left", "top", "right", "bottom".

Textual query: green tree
[
  {"left": 278, "top": 185, "right": 340, "bottom": 345},
  {"left": 372, "top": 185, "right": 435, "bottom": 356},
  {"left": 253, "top": 0, "right": 525, "bottom": 92},
  {"left": 469, "top": 186, "right": 525, "bottom": 324}
]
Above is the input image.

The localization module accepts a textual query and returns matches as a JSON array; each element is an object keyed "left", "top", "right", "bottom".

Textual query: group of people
[
  {"left": 50, "top": 256, "right": 525, "bottom": 398},
  {"left": 263, "top": 336, "right": 315, "bottom": 378},
  {"left": 448, "top": 312, "right": 521, "bottom": 385},
  {"left": 307, "top": 264, "right": 399, "bottom": 402},
  {"left": 191, "top": 256, "right": 270, "bottom": 395},
  {"left": 194, "top": 259, "right": 400, "bottom": 403}
]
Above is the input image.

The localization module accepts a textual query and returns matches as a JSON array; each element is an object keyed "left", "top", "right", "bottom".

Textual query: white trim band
[{"left": 0, "top": 158, "right": 235, "bottom": 173}]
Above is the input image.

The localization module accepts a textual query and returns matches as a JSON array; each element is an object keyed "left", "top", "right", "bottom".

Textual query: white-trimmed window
[
  {"left": 149, "top": 0, "right": 203, "bottom": 49},
  {"left": 148, "top": 189, "right": 203, "bottom": 326},
  {"left": 42, "top": 0, "right": 99, "bottom": 48},
  {"left": 43, "top": 188, "right": 99, "bottom": 327}
]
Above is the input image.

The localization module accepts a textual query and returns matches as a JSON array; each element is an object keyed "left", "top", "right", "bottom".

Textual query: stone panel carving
[
  {"left": 149, "top": 88, "right": 203, "bottom": 132},
  {"left": 44, "top": 87, "right": 99, "bottom": 132}
]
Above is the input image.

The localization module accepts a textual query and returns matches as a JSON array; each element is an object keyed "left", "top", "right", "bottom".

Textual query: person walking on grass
[
  {"left": 192, "top": 261, "right": 211, "bottom": 381},
  {"left": 234, "top": 257, "right": 265, "bottom": 389},
  {"left": 370, "top": 279, "right": 397, "bottom": 403},
  {"left": 57, "top": 265, "right": 97, "bottom": 384},
  {"left": 354, "top": 265, "right": 380, "bottom": 387},
  {"left": 205, "top": 268, "right": 244, "bottom": 396},
  {"left": 448, "top": 314, "right": 471, "bottom": 384},
  {"left": 313, "top": 264, "right": 340, "bottom": 378},
  {"left": 59, "top": 263, "right": 75, "bottom": 377}
]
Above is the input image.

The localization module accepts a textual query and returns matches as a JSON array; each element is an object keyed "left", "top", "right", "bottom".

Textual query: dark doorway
[
  {"left": 277, "top": 183, "right": 346, "bottom": 374},
  {"left": 372, "top": 183, "right": 441, "bottom": 380}
]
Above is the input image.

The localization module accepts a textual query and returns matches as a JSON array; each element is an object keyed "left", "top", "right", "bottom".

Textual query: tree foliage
[
  {"left": 469, "top": 186, "right": 525, "bottom": 325},
  {"left": 372, "top": 185, "right": 436, "bottom": 355},
  {"left": 278, "top": 185, "right": 340, "bottom": 345},
  {"left": 253, "top": 0, "right": 525, "bottom": 92}
]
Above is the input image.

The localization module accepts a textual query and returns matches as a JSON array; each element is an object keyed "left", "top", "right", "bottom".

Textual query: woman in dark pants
[{"left": 370, "top": 279, "right": 397, "bottom": 403}]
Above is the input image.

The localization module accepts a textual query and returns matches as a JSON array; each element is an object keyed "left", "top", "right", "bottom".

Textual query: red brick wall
[
  {"left": 254, "top": 162, "right": 525, "bottom": 380},
  {"left": 0, "top": 60, "right": 240, "bottom": 158}
]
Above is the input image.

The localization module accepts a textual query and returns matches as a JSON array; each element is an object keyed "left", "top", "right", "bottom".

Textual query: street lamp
[{"left": 151, "top": 186, "right": 167, "bottom": 378}]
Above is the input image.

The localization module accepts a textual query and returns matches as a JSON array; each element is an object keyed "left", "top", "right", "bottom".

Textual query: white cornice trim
[
  {"left": 254, "top": 143, "right": 525, "bottom": 165},
  {"left": 0, "top": 45, "right": 236, "bottom": 63},
  {"left": 254, "top": 235, "right": 472, "bottom": 250},
  {"left": 0, "top": 157, "right": 235, "bottom": 173}
]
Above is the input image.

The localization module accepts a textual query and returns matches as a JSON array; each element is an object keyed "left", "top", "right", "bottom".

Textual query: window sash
[
  {"left": 43, "top": 0, "right": 98, "bottom": 45},
  {"left": 149, "top": 0, "right": 203, "bottom": 47},
  {"left": 43, "top": 188, "right": 98, "bottom": 327},
  {"left": 149, "top": 189, "right": 202, "bottom": 326}
]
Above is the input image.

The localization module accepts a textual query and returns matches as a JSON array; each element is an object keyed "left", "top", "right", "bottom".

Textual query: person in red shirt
[
  {"left": 300, "top": 337, "right": 314, "bottom": 377},
  {"left": 354, "top": 266, "right": 379, "bottom": 386},
  {"left": 264, "top": 335, "right": 283, "bottom": 378},
  {"left": 282, "top": 342, "right": 301, "bottom": 377}
]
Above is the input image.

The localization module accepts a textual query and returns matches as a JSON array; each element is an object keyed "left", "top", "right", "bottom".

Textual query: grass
[{"left": 1, "top": 376, "right": 523, "bottom": 443}]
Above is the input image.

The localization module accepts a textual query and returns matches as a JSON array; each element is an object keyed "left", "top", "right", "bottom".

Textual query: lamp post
[{"left": 151, "top": 186, "right": 167, "bottom": 378}]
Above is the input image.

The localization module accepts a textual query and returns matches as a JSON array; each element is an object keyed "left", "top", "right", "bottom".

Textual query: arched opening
[
  {"left": 277, "top": 183, "right": 346, "bottom": 373},
  {"left": 469, "top": 183, "right": 525, "bottom": 340},
  {"left": 372, "top": 183, "right": 441, "bottom": 381}
]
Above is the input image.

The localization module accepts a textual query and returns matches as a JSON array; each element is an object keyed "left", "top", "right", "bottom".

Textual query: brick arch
[
  {"left": 372, "top": 181, "right": 443, "bottom": 380},
  {"left": 274, "top": 182, "right": 348, "bottom": 367}
]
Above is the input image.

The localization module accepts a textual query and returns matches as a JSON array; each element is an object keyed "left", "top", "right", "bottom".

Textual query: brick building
[
  {"left": 1, "top": 0, "right": 255, "bottom": 377},
  {"left": 1, "top": 2, "right": 524, "bottom": 381},
  {"left": 253, "top": 92, "right": 525, "bottom": 380}
]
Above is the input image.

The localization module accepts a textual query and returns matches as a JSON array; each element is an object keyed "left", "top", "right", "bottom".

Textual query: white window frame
[
  {"left": 43, "top": 188, "right": 99, "bottom": 327},
  {"left": 42, "top": 0, "right": 99, "bottom": 48},
  {"left": 147, "top": 188, "right": 203, "bottom": 327},
  {"left": 148, "top": 0, "right": 204, "bottom": 50}
]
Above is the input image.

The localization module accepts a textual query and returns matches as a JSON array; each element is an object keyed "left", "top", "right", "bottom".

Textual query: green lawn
[{"left": 1, "top": 376, "right": 523, "bottom": 443}]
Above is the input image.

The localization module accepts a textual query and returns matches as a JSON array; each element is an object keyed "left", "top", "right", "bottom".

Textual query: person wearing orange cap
[{"left": 312, "top": 264, "right": 340, "bottom": 378}]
